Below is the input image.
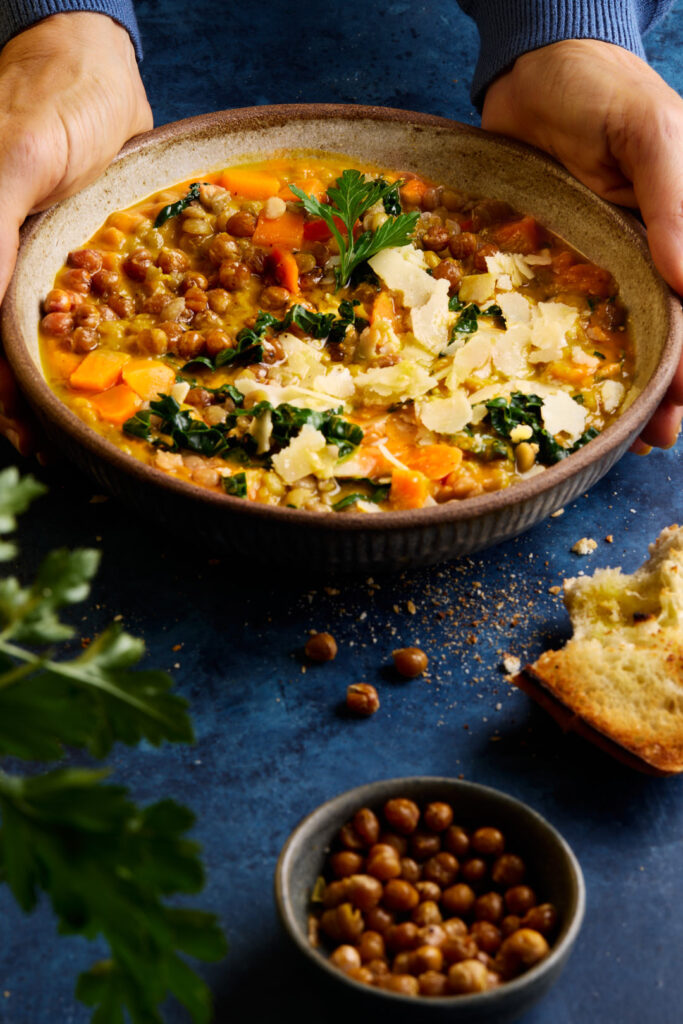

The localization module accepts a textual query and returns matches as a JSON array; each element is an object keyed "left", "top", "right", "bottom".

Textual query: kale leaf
[
  {"left": 484, "top": 391, "right": 598, "bottom": 466},
  {"left": 154, "top": 183, "right": 203, "bottom": 228}
]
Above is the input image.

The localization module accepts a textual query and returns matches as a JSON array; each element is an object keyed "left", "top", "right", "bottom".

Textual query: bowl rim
[
  {"left": 274, "top": 774, "right": 586, "bottom": 1007},
  {"left": 4, "top": 102, "right": 682, "bottom": 533}
]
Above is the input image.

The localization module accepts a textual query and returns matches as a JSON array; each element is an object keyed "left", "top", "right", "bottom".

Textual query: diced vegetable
[
  {"left": 272, "top": 247, "right": 299, "bottom": 293},
  {"left": 221, "top": 168, "right": 281, "bottom": 199},
  {"left": 252, "top": 210, "right": 305, "bottom": 250},
  {"left": 399, "top": 178, "right": 429, "bottom": 205},
  {"left": 371, "top": 291, "right": 398, "bottom": 327},
  {"left": 69, "top": 350, "right": 131, "bottom": 391},
  {"left": 389, "top": 467, "right": 430, "bottom": 509},
  {"left": 91, "top": 384, "right": 142, "bottom": 425},
  {"left": 279, "top": 178, "right": 325, "bottom": 202},
  {"left": 46, "top": 350, "right": 84, "bottom": 381},
  {"left": 494, "top": 215, "right": 543, "bottom": 254},
  {"left": 121, "top": 359, "right": 176, "bottom": 400},
  {"left": 404, "top": 444, "right": 463, "bottom": 480}
]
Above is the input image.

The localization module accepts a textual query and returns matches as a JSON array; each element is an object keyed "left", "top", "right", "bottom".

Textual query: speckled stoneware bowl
[
  {"left": 3, "top": 104, "right": 681, "bottom": 572},
  {"left": 275, "top": 777, "right": 585, "bottom": 1023}
]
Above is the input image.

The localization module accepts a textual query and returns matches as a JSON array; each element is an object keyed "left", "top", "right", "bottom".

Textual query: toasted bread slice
[{"left": 517, "top": 525, "right": 683, "bottom": 774}]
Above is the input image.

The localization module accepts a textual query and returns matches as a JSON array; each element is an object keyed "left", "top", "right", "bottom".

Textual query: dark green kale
[
  {"left": 484, "top": 391, "right": 598, "bottom": 466},
  {"left": 222, "top": 472, "right": 247, "bottom": 497},
  {"left": 332, "top": 480, "right": 391, "bottom": 511},
  {"left": 154, "top": 183, "right": 203, "bottom": 228}
]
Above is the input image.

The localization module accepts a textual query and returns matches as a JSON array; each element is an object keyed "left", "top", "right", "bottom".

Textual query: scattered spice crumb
[
  {"left": 548, "top": 585, "right": 562, "bottom": 595},
  {"left": 571, "top": 537, "right": 598, "bottom": 555}
]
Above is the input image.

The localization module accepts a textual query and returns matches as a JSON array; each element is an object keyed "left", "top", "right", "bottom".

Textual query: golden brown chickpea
[
  {"left": 346, "top": 965, "right": 373, "bottom": 985},
  {"left": 260, "top": 285, "right": 291, "bottom": 310},
  {"left": 218, "top": 260, "right": 252, "bottom": 291},
  {"left": 501, "top": 914, "right": 522, "bottom": 938},
  {"left": 177, "top": 330, "right": 207, "bottom": 360},
  {"left": 521, "top": 903, "right": 558, "bottom": 937},
  {"left": 379, "top": 832, "right": 409, "bottom": 857},
  {"left": 205, "top": 329, "right": 233, "bottom": 358},
  {"left": 442, "top": 917, "right": 468, "bottom": 940},
  {"left": 359, "top": 930, "right": 386, "bottom": 963},
  {"left": 417, "top": 923, "right": 447, "bottom": 948},
  {"left": 413, "top": 944, "right": 444, "bottom": 974},
  {"left": 44, "top": 288, "right": 73, "bottom": 313},
  {"left": 226, "top": 210, "right": 257, "bottom": 237},
  {"left": 470, "top": 920, "right": 503, "bottom": 954},
  {"left": 392, "top": 951, "right": 415, "bottom": 975},
  {"left": 415, "top": 880, "right": 441, "bottom": 903},
  {"left": 68, "top": 248, "right": 103, "bottom": 273},
  {"left": 505, "top": 886, "right": 537, "bottom": 916},
  {"left": 474, "top": 892, "right": 504, "bottom": 924},
  {"left": 346, "top": 874, "right": 383, "bottom": 911},
  {"left": 448, "top": 231, "right": 478, "bottom": 259},
  {"left": 353, "top": 807, "right": 380, "bottom": 847},
  {"left": 70, "top": 327, "right": 99, "bottom": 353},
  {"left": 108, "top": 292, "right": 135, "bottom": 318},
  {"left": 447, "top": 958, "right": 490, "bottom": 994},
  {"left": 137, "top": 327, "right": 169, "bottom": 356},
  {"left": 411, "top": 900, "right": 442, "bottom": 927},
  {"left": 400, "top": 857, "right": 421, "bottom": 883},
  {"left": 183, "top": 285, "right": 209, "bottom": 313},
  {"left": 431, "top": 258, "right": 463, "bottom": 294},
  {"left": 492, "top": 853, "right": 526, "bottom": 889},
  {"left": 442, "top": 883, "right": 476, "bottom": 917},
  {"left": 338, "top": 822, "right": 365, "bottom": 851},
  {"left": 91, "top": 268, "right": 120, "bottom": 295},
  {"left": 494, "top": 928, "right": 549, "bottom": 979},
  {"left": 423, "top": 852, "right": 459, "bottom": 888},
  {"left": 122, "top": 249, "right": 152, "bottom": 283},
  {"left": 207, "top": 287, "right": 231, "bottom": 314},
  {"left": 419, "top": 970, "right": 449, "bottom": 996},
  {"left": 378, "top": 974, "right": 419, "bottom": 996},
  {"left": 334, "top": 902, "right": 365, "bottom": 943},
  {"left": 471, "top": 827, "right": 505, "bottom": 857},
  {"left": 366, "top": 843, "right": 402, "bottom": 881},
  {"left": 392, "top": 647, "right": 428, "bottom": 678},
  {"left": 185, "top": 387, "right": 213, "bottom": 408},
  {"left": 346, "top": 683, "right": 380, "bottom": 717},
  {"left": 385, "top": 921, "right": 420, "bottom": 953},
  {"left": 61, "top": 267, "right": 92, "bottom": 293},
  {"left": 304, "top": 632, "right": 338, "bottom": 662},
  {"left": 41, "top": 312, "right": 74, "bottom": 337},
  {"left": 365, "top": 905, "right": 394, "bottom": 934},
  {"left": 382, "top": 878, "right": 420, "bottom": 912},
  {"left": 330, "top": 851, "right": 364, "bottom": 879},
  {"left": 384, "top": 798, "right": 421, "bottom": 835},
  {"left": 442, "top": 935, "right": 479, "bottom": 966},
  {"left": 322, "top": 878, "right": 351, "bottom": 908},
  {"left": 461, "top": 858, "right": 488, "bottom": 884},
  {"left": 423, "top": 801, "right": 454, "bottom": 833},
  {"left": 330, "top": 944, "right": 361, "bottom": 973},
  {"left": 411, "top": 831, "right": 441, "bottom": 861},
  {"left": 366, "top": 958, "right": 390, "bottom": 977},
  {"left": 444, "top": 825, "right": 470, "bottom": 858}
]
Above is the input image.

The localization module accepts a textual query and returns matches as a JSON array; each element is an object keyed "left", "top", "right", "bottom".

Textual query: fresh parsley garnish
[
  {"left": 291, "top": 170, "right": 419, "bottom": 289},
  {"left": 484, "top": 391, "right": 598, "bottom": 465},
  {"left": 154, "top": 182, "right": 204, "bottom": 228}
]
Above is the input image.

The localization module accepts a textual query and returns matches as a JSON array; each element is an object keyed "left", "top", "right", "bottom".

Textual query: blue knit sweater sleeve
[
  {"left": 457, "top": 0, "right": 676, "bottom": 108},
  {"left": 0, "top": 1, "right": 141, "bottom": 59}
]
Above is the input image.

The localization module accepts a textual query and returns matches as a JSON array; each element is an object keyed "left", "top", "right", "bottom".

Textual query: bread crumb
[
  {"left": 406, "top": 600, "right": 417, "bottom": 615},
  {"left": 550, "top": 508, "right": 565, "bottom": 518},
  {"left": 571, "top": 537, "right": 598, "bottom": 555},
  {"left": 548, "top": 585, "right": 562, "bottom": 595},
  {"left": 502, "top": 653, "right": 521, "bottom": 674},
  {"left": 605, "top": 534, "right": 614, "bottom": 543}
]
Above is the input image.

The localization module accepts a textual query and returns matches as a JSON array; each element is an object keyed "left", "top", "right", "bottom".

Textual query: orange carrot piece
[
  {"left": 371, "top": 291, "right": 398, "bottom": 328},
  {"left": 390, "top": 467, "right": 431, "bottom": 510},
  {"left": 399, "top": 177, "right": 429, "bottom": 205},
  {"left": 252, "top": 210, "right": 305, "bottom": 250},
  {"left": 69, "top": 350, "right": 130, "bottom": 391},
  {"left": 122, "top": 359, "right": 176, "bottom": 400},
  {"left": 107, "top": 210, "right": 145, "bottom": 233},
  {"left": 546, "top": 361, "right": 594, "bottom": 387},
  {"left": 221, "top": 168, "right": 281, "bottom": 199},
  {"left": 91, "top": 384, "right": 142, "bottom": 425},
  {"left": 279, "top": 178, "right": 326, "bottom": 202},
  {"left": 494, "top": 215, "right": 543, "bottom": 255},
  {"left": 404, "top": 444, "right": 463, "bottom": 481},
  {"left": 45, "top": 349, "right": 84, "bottom": 383},
  {"left": 556, "top": 263, "right": 615, "bottom": 298},
  {"left": 272, "top": 247, "right": 299, "bottom": 293}
]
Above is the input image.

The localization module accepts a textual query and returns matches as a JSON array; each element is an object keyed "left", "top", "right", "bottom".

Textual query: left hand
[{"left": 481, "top": 39, "right": 683, "bottom": 450}]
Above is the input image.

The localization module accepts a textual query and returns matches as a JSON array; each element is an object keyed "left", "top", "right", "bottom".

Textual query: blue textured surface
[{"left": 1, "top": 2, "right": 683, "bottom": 1021}]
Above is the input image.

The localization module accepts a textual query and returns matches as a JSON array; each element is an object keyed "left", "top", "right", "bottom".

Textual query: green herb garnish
[
  {"left": 154, "top": 182, "right": 203, "bottom": 228},
  {"left": 291, "top": 171, "right": 419, "bottom": 289}
]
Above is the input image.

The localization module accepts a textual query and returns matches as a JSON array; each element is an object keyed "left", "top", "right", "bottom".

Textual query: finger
[
  {"left": 0, "top": 206, "right": 22, "bottom": 305},
  {"left": 665, "top": 348, "right": 683, "bottom": 406},
  {"left": 638, "top": 398, "right": 683, "bottom": 448}
]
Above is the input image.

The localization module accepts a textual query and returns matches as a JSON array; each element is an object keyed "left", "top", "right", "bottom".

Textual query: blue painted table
[{"left": 1, "top": 2, "right": 682, "bottom": 1021}]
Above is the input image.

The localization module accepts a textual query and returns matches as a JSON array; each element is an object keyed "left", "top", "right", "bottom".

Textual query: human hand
[
  {"left": 481, "top": 39, "right": 683, "bottom": 451},
  {"left": 0, "top": 12, "right": 153, "bottom": 456}
]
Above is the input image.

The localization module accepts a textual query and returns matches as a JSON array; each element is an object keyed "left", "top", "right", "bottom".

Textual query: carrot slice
[
  {"left": 122, "top": 359, "right": 176, "bottom": 400},
  {"left": 272, "top": 247, "right": 299, "bottom": 293},
  {"left": 371, "top": 291, "right": 398, "bottom": 328},
  {"left": 91, "top": 384, "right": 142, "bottom": 425},
  {"left": 404, "top": 444, "right": 463, "bottom": 481},
  {"left": 494, "top": 215, "right": 543, "bottom": 255},
  {"left": 46, "top": 349, "right": 84, "bottom": 382},
  {"left": 399, "top": 178, "right": 429, "bottom": 205},
  {"left": 252, "top": 210, "right": 305, "bottom": 250},
  {"left": 69, "top": 350, "right": 130, "bottom": 391},
  {"left": 279, "top": 178, "right": 326, "bottom": 202},
  {"left": 221, "top": 168, "right": 281, "bottom": 199},
  {"left": 390, "top": 467, "right": 431, "bottom": 509}
]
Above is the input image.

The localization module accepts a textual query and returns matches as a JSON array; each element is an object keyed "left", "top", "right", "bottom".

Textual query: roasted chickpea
[
  {"left": 492, "top": 853, "right": 526, "bottom": 889},
  {"left": 156, "top": 247, "right": 189, "bottom": 273},
  {"left": 411, "top": 900, "right": 442, "bottom": 927},
  {"left": 330, "top": 850, "right": 364, "bottom": 879},
  {"left": 461, "top": 858, "right": 488, "bottom": 884},
  {"left": 400, "top": 857, "right": 421, "bottom": 884},
  {"left": 333, "top": 902, "right": 365, "bottom": 943},
  {"left": 91, "top": 268, "right": 120, "bottom": 295},
  {"left": 448, "top": 958, "right": 490, "bottom": 994},
  {"left": 207, "top": 287, "right": 231, "bottom": 313},
  {"left": 444, "top": 825, "right": 470, "bottom": 858},
  {"left": 260, "top": 285, "right": 291, "bottom": 310},
  {"left": 346, "top": 965, "right": 373, "bottom": 985},
  {"left": 423, "top": 852, "right": 459, "bottom": 888},
  {"left": 122, "top": 248, "right": 152, "bottom": 282},
  {"left": 205, "top": 329, "right": 233, "bottom": 358},
  {"left": 346, "top": 683, "right": 380, "bottom": 717},
  {"left": 137, "top": 327, "right": 169, "bottom": 356},
  {"left": 423, "top": 802, "right": 454, "bottom": 833},
  {"left": 521, "top": 903, "right": 558, "bottom": 937},
  {"left": 419, "top": 970, "right": 449, "bottom": 996},
  {"left": 366, "top": 843, "right": 402, "bottom": 881},
  {"left": 472, "top": 241, "right": 499, "bottom": 273},
  {"left": 413, "top": 944, "right": 444, "bottom": 974},
  {"left": 474, "top": 892, "right": 504, "bottom": 924},
  {"left": 304, "top": 632, "right": 338, "bottom": 662},
  {"left": 183, "top": 285, "right": 209, "bottom": 313},
  {"left": 218, "top": 260, "right": 251, "bottom": 291},
  {"left": 207, "top": 233, "right": 237, "bottom": 265},
  {"left": 366, "top": 957, "right": 390, "bottom": 977},
  {"left": 364, "top": 905, "right": 394, "bottom": 934},
  {"left": 442, "top": 883, "right": 476, "bottom": 917},
  {"left": 421, "top": 225, "right": 450, "bottom": 251},
  {"left": 329, "top": 945, "right": 361, "bottom": 973},
  {"left": 43, "top": 288, "right": 73, "bottom": 313},
  {"left": 505, "top": 886, "right": 537, "bottom": 916},
  {"left": 415, "top": 880, "right": 441, "bottom": 903},
  {"left": 108, "top": 292, "right": 135, "bottom": 319},
  {"left": 442, "top": 934, "right": 478, "bottom": 965},
  {"left": 379, "top": 832, "right": 408, "bottom": 857},
  {"left": 185, "top": 388, "right": 213, "bottom": 408},
  {"left": 378, "top": 974, "right": 419, "bottom": 996},
  {"left": 417, "top": 923, "right": 447, "bottom": 948},
  {"left": 494, "top": 929, "right": 549, "bottom": 979},
  {"left": 448, "top": 231, "right": 478, "bottom": 259},
  {"left": 323, "top": 878, "right": 351, "bottom": 908},
  {"left": 70, "top": 327, "right": 98, "bottom": 353},
  {"left": 411, "top": 831, "right": 441, "bottom": 861},
  {"left": 346, "top": 873, "right": 383, "bottom": 911},
  {"left": 385, "top": 921, "right": 419, "bottom": 953},
  {"left": 382, "top": 879, "right": 419, "bottom": 912},
  {"left": 41, "top": 312, "right": 73, "bottom": 337},
  {"left": 177, "top": 330, "right": 206, "bottom": 360},
  {"left": 501, "top": 914, "right": 522, "bottom": 938},
  {"left": 358, "top": 930, "right": 385, "bottom": 963},
  {"left": 442, "top": 917, "right": 468, "bottom": 940},
  {"left": 392, "top": 951, "right": 415, "bottom": 975},
  {"left": 226, "top": 210, "right": 257, "bottom": 237},
  {"left": 471, "top": 828, "right": 505, "bottom": 857},
  {"left": 61, "top": 268, "right": 91, "bottom": 293},
  {"left": 338, "top": 822, "right": 365, "bottom": 851},
  {"left": 352, "top": 807, "right": 380, "bottom": 847},
  {"left": 67, "top": 249, "right": 102, "bottom": 273},
  {"left": 392, "top": 647, "right": 428, "bottom": 678},
  {"left": 470, "top": 920, "right": 502, "bottom": 954},
  {"left": 431, "top": 258, "right": 463, "bottom": 294}
]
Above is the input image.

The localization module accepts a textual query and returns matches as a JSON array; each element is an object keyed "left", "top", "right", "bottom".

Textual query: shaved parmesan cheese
[
  {"left": 170, "top": 381, "right": 191, "bottom": 404},
  {"left": 485, "top": 252, "right": 535, "bottom": 288},
  {"left": 599, "top": 380, "right": 625, "bottom": 413},
  {"left": 271, "top": 424, "right": 339, "bottom": 484},
  {"left": 524, "top": 249, "right": 552, "bottom": 265},
  {"left": 497, "top": 292, "right": 531, "bottom": 324},
  {"left": 355, "top": 361, "right": 438, "bottom": 404},
  {"left": 572, "top": 346, "right": 600, "bottom": 368},
  {"left": 418, "top": 392, "right": 472, "bottom": 434},
  {"left": 369, "top": 245, "right": 432, "bottom": 307},
  {"left": 249, "top": 409, "right": 273, "bottom": 454},
  {"left": 312, "top": 365, "right": 355, "bottom": 399},
  {"left": 541, "top": 391, "right": 587, "bottom": 440},
  {"left": 410, "top": 278, "right": 452, "bottom": 351},
  {"left": 458, "top": 273, "right": 496, "bottom": 305},
  {"left": 450, "top": 334, "right": 493, "bottom": 383}
]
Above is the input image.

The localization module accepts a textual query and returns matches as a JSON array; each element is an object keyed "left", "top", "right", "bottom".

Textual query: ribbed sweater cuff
[
  {"left": 0, "top": 1, "right": 142, "bottom": 59},
  {"left": 460, "top": 1, "right": 646, "bottom": 109}
]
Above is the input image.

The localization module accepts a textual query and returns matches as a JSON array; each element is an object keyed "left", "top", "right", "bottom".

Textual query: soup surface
[{"left": 39, "top": 154, "right": 634, "bottom": 512}]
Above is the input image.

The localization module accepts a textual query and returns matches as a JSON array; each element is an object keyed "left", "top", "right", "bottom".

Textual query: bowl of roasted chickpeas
[{"left": 275, "top": 777, "right": 585, "bottom": 1022}]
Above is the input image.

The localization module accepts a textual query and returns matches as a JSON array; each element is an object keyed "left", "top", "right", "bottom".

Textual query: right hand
[{"left": 0, "top": 12, "right": 153, "bottom": 455}]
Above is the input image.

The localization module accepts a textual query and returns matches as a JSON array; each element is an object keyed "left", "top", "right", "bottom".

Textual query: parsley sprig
[
  {"left": 291, "top": 170, "right": 419, "bottom": 289},
  {"left": 0, "top": 467, "right": 227, "bottom": 1023}
]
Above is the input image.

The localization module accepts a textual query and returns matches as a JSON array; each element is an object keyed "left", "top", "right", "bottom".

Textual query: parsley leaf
[
  {"left": 291, "top": 171, "right": 419, "bottom": 288},
  {"left": 154, "top": 183, "right": 204, "bottom": 228}
]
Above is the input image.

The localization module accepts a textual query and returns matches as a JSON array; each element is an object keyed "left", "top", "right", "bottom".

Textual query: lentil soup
[{"left": 39, "top": 154, "right": 635, "bottom": 513}]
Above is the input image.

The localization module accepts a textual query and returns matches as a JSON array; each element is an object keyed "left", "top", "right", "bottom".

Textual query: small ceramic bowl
[
  {"left": 4, "top": 104, "right": 682, "bottom": 572},
  {"left": 275, "top": 777, "right": 585, "bottom": 1023}
]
